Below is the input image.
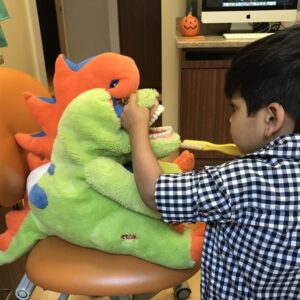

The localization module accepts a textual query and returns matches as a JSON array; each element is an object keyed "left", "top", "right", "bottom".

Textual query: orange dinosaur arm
[{"left": 173, "top": 150, "right": 195, "bottom": 172}]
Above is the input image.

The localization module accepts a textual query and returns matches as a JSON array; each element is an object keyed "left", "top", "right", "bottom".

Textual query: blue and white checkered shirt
[{"left": 155, "top": 134, "right": 300, "bottom": 299}]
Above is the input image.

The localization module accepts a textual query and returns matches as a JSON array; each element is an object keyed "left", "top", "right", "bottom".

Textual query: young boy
[{"left": 121, "top": 25, "right": 300, "bottom": 299}]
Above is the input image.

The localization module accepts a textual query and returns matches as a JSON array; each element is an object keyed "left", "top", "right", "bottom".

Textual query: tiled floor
[{"left": 29, "top": 272, "right": 200, "bottom": 300}]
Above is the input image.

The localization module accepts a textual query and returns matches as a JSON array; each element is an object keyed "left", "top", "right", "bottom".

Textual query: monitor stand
[{"left": 230, "top": 23, "right": 253, "bottom": 33}]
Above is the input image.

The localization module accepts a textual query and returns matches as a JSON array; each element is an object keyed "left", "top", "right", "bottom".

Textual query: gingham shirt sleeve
[{"left": 155, "top": 169, "right": 232, "bottom": 224}]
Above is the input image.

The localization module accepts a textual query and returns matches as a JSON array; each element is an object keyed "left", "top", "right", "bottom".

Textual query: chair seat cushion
[{"left": 26, "top": 236, "right": 200, "bottom": 296}]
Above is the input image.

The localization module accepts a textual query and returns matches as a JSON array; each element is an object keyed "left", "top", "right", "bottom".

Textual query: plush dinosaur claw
[{"left": 173, "top": 150, "right": 195, "bottom": 172}]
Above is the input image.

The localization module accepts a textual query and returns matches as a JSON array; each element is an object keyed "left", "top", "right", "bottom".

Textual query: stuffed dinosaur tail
[
  {"left": 0, "top": 207, "right": 30, "bottom": 251},
  {"left": 0, "top": 209, "right": 46, "bottom": 265}
]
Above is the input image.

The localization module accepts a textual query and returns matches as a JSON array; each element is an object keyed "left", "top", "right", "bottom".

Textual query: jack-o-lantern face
[{"left": 179, "top": 12, "right": 200, "bottom": 37}]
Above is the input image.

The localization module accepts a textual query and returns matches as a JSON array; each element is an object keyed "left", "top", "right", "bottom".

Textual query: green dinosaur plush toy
[{"left": 0, "top": 53, "right": 205, "bottom": 269}]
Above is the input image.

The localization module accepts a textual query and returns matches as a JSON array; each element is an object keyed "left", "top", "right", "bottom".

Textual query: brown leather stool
[{"left": 26, "top": 236, "right": 200, "bottom": 299}]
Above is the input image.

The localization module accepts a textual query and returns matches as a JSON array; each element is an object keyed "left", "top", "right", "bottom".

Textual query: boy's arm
[
  {"left": 121, "top": 94, "right": 161, "bottom": 211},
  {"left": 129, "top": 125, "right": 161, "bottom": 211}
]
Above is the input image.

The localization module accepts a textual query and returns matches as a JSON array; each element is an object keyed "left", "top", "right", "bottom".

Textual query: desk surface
[{"left": 176, "top": 34, "right": 252, "bottom": 49}]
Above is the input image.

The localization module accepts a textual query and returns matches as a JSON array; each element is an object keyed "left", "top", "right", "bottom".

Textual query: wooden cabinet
[{"left": 179, "top": 48, "right": 240, "bottom": 169}]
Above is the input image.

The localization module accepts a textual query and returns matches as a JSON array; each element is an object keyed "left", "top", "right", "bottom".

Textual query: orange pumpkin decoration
[{"left": 179, "top": 12, "right": 200, "bottom": 37}]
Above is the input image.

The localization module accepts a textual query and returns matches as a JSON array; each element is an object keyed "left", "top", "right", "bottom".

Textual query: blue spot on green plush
[
  {"left": 47, "top": 164, "right": 55, "bottom": 175},
  {"left": 29, "top": 184, "right": 48, "bottom": 209}
]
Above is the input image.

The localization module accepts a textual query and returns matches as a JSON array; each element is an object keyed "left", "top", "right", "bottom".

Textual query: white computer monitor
[{"left": 201, "top": 0, "right": 298, "bottom": 26}]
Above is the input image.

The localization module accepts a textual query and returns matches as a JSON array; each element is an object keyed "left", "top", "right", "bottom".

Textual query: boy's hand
[{"left": 120, "top": 93, "right": 150, "bottom": 133}]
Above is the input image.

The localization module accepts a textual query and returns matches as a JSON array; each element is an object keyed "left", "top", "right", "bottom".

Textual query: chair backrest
[{"left": 0, "top": 67, "right": 50, "bottom": 206}]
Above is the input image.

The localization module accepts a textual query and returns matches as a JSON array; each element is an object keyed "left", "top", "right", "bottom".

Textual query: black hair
[{"left": 225, "top": 25, "right": 300, "bottom": 133}]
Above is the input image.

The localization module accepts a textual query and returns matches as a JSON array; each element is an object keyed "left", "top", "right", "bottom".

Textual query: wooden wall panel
[
  {"left": 118, "top": 0, "right": 161, "bottom": 91},
  {"left": 179, "top": 49, "right": 238, "bottom": 169}
]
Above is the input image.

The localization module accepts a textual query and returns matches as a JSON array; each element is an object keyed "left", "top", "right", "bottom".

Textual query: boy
[{"left": 121, "top": 25, "right": 300, "bottom": 299}]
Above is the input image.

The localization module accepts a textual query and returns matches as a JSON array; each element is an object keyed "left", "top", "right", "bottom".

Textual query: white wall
[
  {"left": 161, "top": 0, "right": 185, "bottom": 132},
  {"left": 60, "top": 0, "right": 119, "bottom": 63},
  {"left": 1, "top": 0, "right": 47, "bottom": 86},
  {"left": 0, "top": 0, "right": 120, "bottom": 85}
]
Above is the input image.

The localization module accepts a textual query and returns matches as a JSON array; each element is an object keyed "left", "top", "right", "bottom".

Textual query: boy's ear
[{"left": 264, "top": 102, "right": 285, "bottom": 138}]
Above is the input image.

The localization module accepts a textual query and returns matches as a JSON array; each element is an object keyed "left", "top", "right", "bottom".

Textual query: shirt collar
[{"left": 244, "top": 134, "right": 300, "bottom": 160}]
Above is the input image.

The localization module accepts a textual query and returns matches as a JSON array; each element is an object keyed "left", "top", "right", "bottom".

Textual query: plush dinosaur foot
[
  {"left": 170, "top": 222, "right": 205, "bottom": 260},
  {"left": 190, "top": 222, "right": 206, "bottom": 260},
  {"left": 166, "top": 224, "right": 204, "bottom": 267}
]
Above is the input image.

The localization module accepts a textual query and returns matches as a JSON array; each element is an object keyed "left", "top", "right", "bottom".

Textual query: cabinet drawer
[
  {"left": 182, "top": 59, "right": 232, "bottom": 69},
  {"left": 181, "top": 48, "right": 237, "bottom": 69}
]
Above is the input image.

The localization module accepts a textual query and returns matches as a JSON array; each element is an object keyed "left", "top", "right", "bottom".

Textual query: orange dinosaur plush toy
[{"left": 15, "top": 53, "right": 140, "bottom": 170}]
